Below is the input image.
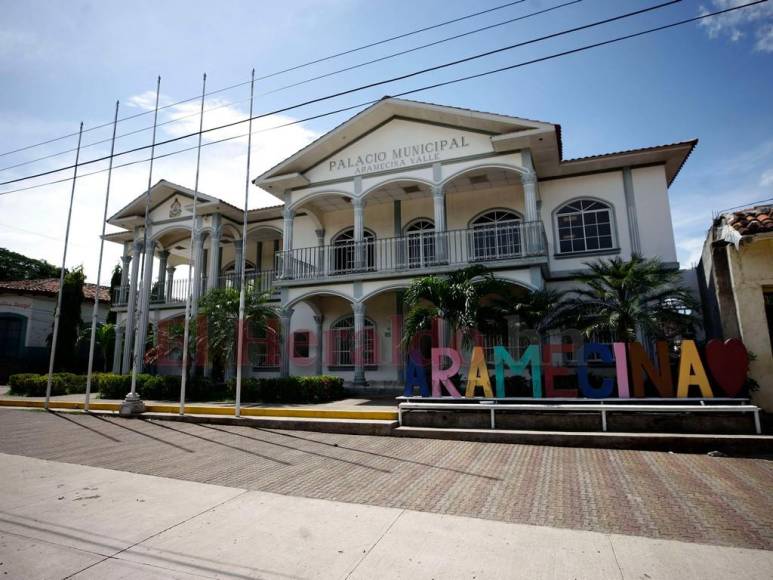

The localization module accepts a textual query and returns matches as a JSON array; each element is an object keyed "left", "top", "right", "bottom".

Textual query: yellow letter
[
  {"left": 466, "top": 346, "right": 493, "bottom": 398},
  {"left": 677, "top": 340, "right": 713, "bottom": 398}
]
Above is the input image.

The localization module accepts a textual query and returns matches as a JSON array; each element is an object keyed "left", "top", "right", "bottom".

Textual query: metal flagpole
[
  {"left": 234, "top": 69, "right": 255, "bottom": 418},
  {"left": 126, "top": 76, "right": 161, "bottom": 414},
  {"left": 45, "top": 122, "right": 84, "bottom": 411},
  {"left": 84, "top": 101, "right": 120, "bottom": 411},
  {"left": 179, "top": 73, "right": 207, "bottom": 416}
]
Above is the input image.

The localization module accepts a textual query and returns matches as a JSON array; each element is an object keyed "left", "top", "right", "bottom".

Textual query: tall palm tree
[
  {"left": 198, "top": 287, "right": 277, "bottom": 378},
  {"left": 566, "top": 255, "right": 699, "bottom": 342},
  {"left": 402, "top": 264, "right": 509, "bottom": 350}
]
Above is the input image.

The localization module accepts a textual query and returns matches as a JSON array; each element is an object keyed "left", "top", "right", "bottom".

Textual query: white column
[
  {"left": 233, "top": 240, "right": 243, "bottom": 290},
  {"left": 432, "top": 184, "right": 447, "bottom": 262},
  {"left": 282, "top": 206, "right": 294, "bottom": 278},
  {"left": 208, "top": 222, "right": 222, "bottom": 290},
  {"left": 352, "top": 301, "right": 367, "bottom": 386},
  {"left": 119, "top": 253, "right": 131, "bottom": 303},
  {"left": 279, "top": 306, "right": 294, "bottom": 378},
  {"left": 521, "top": 171, "right": 539, "bottom": 254},
  {"left": 191, "top": 229, "right": 205, "bottom": 317},
  {"left": 165, "top": 266, "right": 176, "bottom": 302},
  {"left": 112, "top": 323, "right": 123, "bottom": 374},
  {"left": 157, "top": 250, "right": 169, "bottom": 301},
  {"left": 353, "top": 197, "right": 364, "bottom": 270},
  {"left": 122, "top": 238, "right": 142, "bottom": 374},
  {"left": 314, "top": 315, "right": 324, "bottom": 376},
  {"left": 315, "top": 229, "right": 325, "bottom": 277},
  {"left": 136, "top": 239, "right": 156, "bottom": 370}
]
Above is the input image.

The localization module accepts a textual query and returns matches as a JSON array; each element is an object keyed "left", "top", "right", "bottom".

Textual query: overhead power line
[
  {"left": 0, "top": 0, "right": 684, "bottom": 189},
  {"left": 0, "top": 0, "right": 582, "bottom": 175},
  {"left": 0, "top": 0, "right": 765, "bottom": 198},
  {"left": 0, "top": 0, "right": 530, "bottom": 159}
]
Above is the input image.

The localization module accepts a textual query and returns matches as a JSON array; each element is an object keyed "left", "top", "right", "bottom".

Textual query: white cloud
[
  {"left": 677, "top": 236, "right": 708, "bottom": 268},
  {"left": 760, "top": 167, "right": 773, "bottom": 187},
  {"left": 699, "top": 0, "right": 773, "bottom": 52},
  {"left": 0, "top": 101, "right": 321, "bottom": 285}
]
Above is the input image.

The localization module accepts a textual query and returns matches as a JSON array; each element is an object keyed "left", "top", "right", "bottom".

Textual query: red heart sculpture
[{"left": 705, "top": 339, "right": 749, "bottom": 397}]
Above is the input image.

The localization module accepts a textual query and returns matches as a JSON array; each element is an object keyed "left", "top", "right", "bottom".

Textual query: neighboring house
[
  {"left": 697, "top": 206, "right": 773, "bottom": 410},
  {"left": 106, "top": 97, "right": 694, "bottom": 387},
  {"left": 0, "top": 278, "right": 112, "bottom": 381}
]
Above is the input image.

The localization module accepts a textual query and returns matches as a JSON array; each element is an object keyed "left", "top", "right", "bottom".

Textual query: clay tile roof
[
  {"left": 0, "top": 279, "right": 111, "bottom": 303},
  {"left": 726, "top": 206, "right": 773, "bottom": 236}
]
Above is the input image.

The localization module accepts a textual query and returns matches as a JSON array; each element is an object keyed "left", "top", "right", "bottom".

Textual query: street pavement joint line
[
  {"left": 0, "top": 527, "right": 113, "bottom": 559},
  {"left": 607, "top": 535, "right": 624, "bottom": 580},
  {"left": 61, "top": 488, "right": 250, "bottom": 579},
  {"left": 343, "top": 508, "right": 406, "bottom": 580}
]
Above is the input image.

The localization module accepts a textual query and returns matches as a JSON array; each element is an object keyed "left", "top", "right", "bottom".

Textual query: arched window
[
  {"left": 404, "top": 218, "right": 435, "bottom": 268},
  {"left": 331, "top": 228, "right": 375, "bottom": 274},
  {"left": 330, "top": 315, "right": 376, "bottom": 367},
  {"left": 0, "top": 314, "right": 26, "bottom": 358},
  {"left": 471, "top": 209, "right": 522, "bottom": 260},
  {"left": 556, "top": 199, "right": 614, "bottom": 254}
]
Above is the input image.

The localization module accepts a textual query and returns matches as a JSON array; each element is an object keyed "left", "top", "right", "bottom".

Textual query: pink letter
[
  {"left": 613, "top": 342, "right": 630, "bottom": 398},
  {"left": 431, "top": 347, "right": 462, "bottom": 397}
]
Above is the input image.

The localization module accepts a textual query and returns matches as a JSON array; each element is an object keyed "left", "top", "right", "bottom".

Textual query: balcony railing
[
  {"left": 275, "top": 221, "right": 547, "bottom": 282},
  {"left": 112, "top": 270, "right": 277, "bottom": 307}
]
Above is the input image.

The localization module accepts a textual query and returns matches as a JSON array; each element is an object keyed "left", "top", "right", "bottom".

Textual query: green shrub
[
  {"left": 9, "top": 373, "right": 59, "bottom": 396},
  {"left": 8, "top": 372, "right": 344, "bottom": 404},
  {"left": 94, "top": 373, "right": 154, "bottom": 399},
  {"left": 54, "top": 372, "right": 87, "bottom": 394},
  {"left": 251, "top": 375, "right": 344, "bottom": 404}
]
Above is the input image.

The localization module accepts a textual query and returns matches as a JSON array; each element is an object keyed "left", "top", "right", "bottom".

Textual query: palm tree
[
  {"left": 402, "top": 264, "right": 509, "bottom": 350},
  {"left": 76, "top": 322, "right": 115, "bottom": 371},
  {"left": 566, "top": 255, "right": 699, "bottom": 342},
  {"left": 485, "top": 287, "right": 571, "bottom": 341},
  {"left": 197, "top": 287, "right": 277, "bottom": 378}
]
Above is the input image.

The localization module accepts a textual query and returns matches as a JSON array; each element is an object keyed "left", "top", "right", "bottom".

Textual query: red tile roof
[
  {"left": 726, "top": 206, "right": 773, "bottom": 236},
  {"left": 0, "top": 279, "right": 111, "bottom": 303}
]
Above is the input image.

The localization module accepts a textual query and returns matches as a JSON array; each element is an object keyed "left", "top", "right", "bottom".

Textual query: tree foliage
[
  {"left": 77, "top": 322, "right": 115, "bottom": 372},
  {"left": 197, "top": 287, "right": 277, "bottom": 376},
  {"left": 565, "top": 255, "right": 700, "bottom": 342},
  {"left": 50, "top": 267, "right": 85, "bottom": 371},
  {"left": 402, "top": 264, "right": 510, "bottom": 350},
  {"left": 0, "top": 247, "right": 61, "bottom": 281}
]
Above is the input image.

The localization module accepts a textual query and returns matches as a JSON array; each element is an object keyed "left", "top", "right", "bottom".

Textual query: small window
[
  {"left": 293, "top": 331, "right": 310, "bottom": 358},
  {"left": 556, "top": 199, "right": 614, "bottom": 254}
]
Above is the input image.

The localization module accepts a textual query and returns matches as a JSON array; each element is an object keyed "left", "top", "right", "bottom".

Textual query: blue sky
[{"left": 0, "top": 0, "right": 771, "bottom": 281}]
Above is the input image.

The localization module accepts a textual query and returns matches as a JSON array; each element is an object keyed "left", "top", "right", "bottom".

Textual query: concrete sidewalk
[{"left": 0, "top": 453, "right": 770, "bottom": 579}]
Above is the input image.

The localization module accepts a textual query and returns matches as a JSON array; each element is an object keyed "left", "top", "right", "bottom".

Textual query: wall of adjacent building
[{"left": 727, "top": 237, "right": 773, "bottom": 410}]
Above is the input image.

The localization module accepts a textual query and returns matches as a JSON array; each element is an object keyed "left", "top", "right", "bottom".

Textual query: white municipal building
[{"left": 105, "top": 98, "right": 695, "bottom": 387}]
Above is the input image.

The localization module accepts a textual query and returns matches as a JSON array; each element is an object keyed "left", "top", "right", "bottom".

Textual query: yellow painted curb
[
  {"left": 0, "top": 400, "right": 121, "bottom": 411},
  {"left": 0, "top": 399, "right": 397, "bottom": 421}
]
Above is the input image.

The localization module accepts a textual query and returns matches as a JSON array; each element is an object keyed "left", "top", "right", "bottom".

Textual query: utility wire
[
  {"left": 0, "top": 0, "right": 530, "bottom": 159},
  {"left": 0, "top": 0, "right": 765, "bottom": 198},
  {"left": 0, "top": 0, "right": 579, "bottom": 175},
  {"left": 0, "top": 0, "right": 685, "bottom": 188}
]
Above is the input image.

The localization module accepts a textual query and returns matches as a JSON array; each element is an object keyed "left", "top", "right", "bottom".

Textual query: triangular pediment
[
  {"left": 254, "top": 98, "right": 556, "bottom": 191},
  {"left": 305, "top": 117, "right": 499, "bottom": 182}
]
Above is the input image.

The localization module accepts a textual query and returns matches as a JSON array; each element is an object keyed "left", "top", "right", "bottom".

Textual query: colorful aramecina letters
[{"left": 404, "top": 339, "right": 748, "bottom": 399}]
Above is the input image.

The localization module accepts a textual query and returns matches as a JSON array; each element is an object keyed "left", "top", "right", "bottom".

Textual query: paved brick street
[{"left": 0, "top": 408, "right": 771, "bottom": 552}]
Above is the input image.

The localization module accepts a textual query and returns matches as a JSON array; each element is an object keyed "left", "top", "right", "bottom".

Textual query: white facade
[{"left": 106, "top": 98, "right": 694, "bottom": 388}]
